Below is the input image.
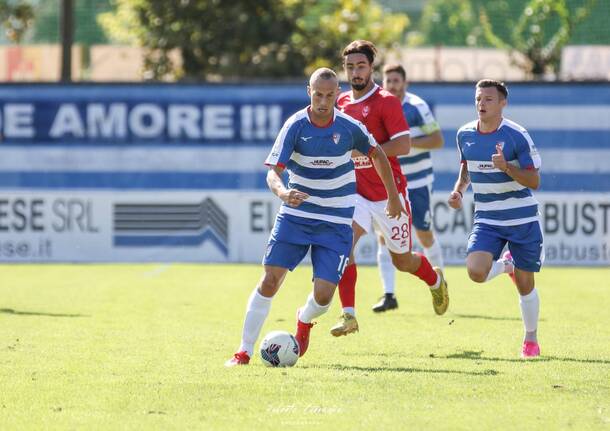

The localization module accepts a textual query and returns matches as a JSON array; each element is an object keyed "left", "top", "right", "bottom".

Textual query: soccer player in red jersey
[{"left": 330, "top": 40, "right": 449, "bottom": 336}]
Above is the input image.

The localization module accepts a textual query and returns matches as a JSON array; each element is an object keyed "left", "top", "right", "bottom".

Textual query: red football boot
[
  {"left": 224, "top": 351, "right": 250, "bottom": 367},
  {"left": 295, "top": 309, "right": 315, "bottom": 357}
]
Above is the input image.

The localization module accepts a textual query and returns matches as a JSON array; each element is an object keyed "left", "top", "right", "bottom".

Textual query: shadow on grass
[
  {"left": 304, "top": 363, "right": 499, "bottom": 376},
  {"left": 455, "top": 313, "right": 536, "bottom": 322},
  {"left": 444, "top": 350, "right": 610, "bottom": 365},
  {"left": 0, "top": 308, "right": 88, "bottom": 318}
]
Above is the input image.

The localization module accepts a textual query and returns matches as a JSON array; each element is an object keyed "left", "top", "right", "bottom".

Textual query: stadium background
[{"left": 1, "top": 0, "right": 609, "bottom": 266}]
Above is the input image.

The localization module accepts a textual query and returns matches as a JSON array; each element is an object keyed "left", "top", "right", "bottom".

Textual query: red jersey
[{"left": 337, "top": 84, "right": 410, "bottom": 201}]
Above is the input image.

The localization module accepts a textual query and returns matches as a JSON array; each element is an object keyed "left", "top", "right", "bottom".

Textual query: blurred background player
[
  {"left": 331, "top": 40, "right": 448, "bottom": 338},
  {"left": 448, "top": 79, "right": 543, "bottom": 358},
  {"left": 372, "top": 64, "right": 446, "bottom": 313},
  {"left": 226, "top": 68, "right": 404, "bottom": 366}
]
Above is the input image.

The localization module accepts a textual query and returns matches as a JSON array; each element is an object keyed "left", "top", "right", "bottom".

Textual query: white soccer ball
[{"left": 259, "top": 330, "right": 299, "bottom": 367}]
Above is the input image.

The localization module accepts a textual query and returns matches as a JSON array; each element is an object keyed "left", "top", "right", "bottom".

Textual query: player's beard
[{"left": 351, "top": 76, "right": 370, "bottom": 91}]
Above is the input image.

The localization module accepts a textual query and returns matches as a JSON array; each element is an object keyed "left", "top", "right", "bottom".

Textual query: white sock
[
  {"left": 485, "top": 259, "right": 509, "bottom": 282},
  {"left": 342, "top": 307, "right": 355, "bottom": 316},
  {"left": 423, "top": 239, "right": 444, "bottom": 270},
  {"left": 377, "top": 245, "right": 396, "bottom": 295},
  {"left": 299, "top": 293, "right": 330, "bottom": 324},
  {"left": 519, "top": 288, "right": 539, "bottom": 342},
  {"left": 238, "top": 288, "right": 272, "bottom": 357}
]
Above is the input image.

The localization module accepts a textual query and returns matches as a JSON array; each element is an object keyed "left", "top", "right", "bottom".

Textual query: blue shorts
[
  {"left": 467, "top": 221, "right": 544, "bottom": 272},
  {"left": 263, "top": 214, "right": 353, "bottom": 284},
  {"left": 407, "top": 186, "right": 432, "bottom": 231}
]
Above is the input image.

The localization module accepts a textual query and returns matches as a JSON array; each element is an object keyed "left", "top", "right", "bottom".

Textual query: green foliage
[
  {"left": 291, "top": 0, "right": 409, "bottom": 76},
  {"left": 480, "top": 0, "right": 598, "bottom": 77},
  {"left": 1, "top": 264, "right": 609, "bottom": 429},
  {"left": 420, "top": 0, "right": 478, "bottom": 46},
  {"left": 0, "top": 0, "right": 34, "bottom": 42},
  {"left": 418, "top": 0, "right": 599, "bottom": 78},
  {"left": 29, "top": 0, "right": 112, "bottom": 44},
  {"left": 98, "top": 0, "right": 408, "bottom": 80}
]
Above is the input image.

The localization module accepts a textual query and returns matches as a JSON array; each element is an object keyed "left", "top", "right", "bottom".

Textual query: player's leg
[
  {"left": 514, "top": 269, "right": 540, "bottom": 357},
  {"left": 331, "top": 221, "right": 365, "bottom": 336},
  {"left": 337, "top": 221, "right": 366, "bottom": 317},
  {"left": 226, "top": 238, "right": 308, "bottom": 366},
  {"left": 298, "top": 240, "right": 351, "bottom": 352},
  {"left": 389, "top": 250, "right": 448, "bottom": 315},
  {"left": 507, "top": 221, "right": 544, "bottom": 358},
  {"left": 333, "top": 194, "right": 372, "bottom": 335},
  {"left": 465, "top": 223, "right": 511, "bottom": 283},
  {"left": 372, "top": 195, "right": 449, "bottom": 315},
  {"left": 372, "top": 232, "right": 398, "bottom": 313},
  {"left": 411, "top": 185, "right": 444, "bottom": 270},
  {"left": 296, "top": 277, "right": 336, "bottom": 356},
  {"left": 226, "top": 265, "right": 289, "bottom": 366}
]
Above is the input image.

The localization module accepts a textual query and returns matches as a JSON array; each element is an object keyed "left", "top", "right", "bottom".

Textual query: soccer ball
[{"left": 259, "top": 330, "right": 299, "bottom": 367}]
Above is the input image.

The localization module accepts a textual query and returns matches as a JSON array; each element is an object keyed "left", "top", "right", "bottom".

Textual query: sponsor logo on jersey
[
  {"left": 353, "top": 155, "right": 372, "bottom": 169},
  {"left": 478, "top": 162, "right": 495, "bottom": 170},
  {"left": 310, "top": 159, "right": 333, "bottom": 167}
]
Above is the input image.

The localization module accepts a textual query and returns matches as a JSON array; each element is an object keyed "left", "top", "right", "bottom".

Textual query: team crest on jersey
[
  {"left": 497, "top": 141, "right": 505, "bottom": 150},
  {"left": 362, "top": 105, "right": 370, "bottom": 118},
  {"left": 332, "top": 133, "right": 341, "bottom": 144}
]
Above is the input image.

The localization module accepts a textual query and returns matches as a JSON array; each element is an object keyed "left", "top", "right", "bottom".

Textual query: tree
[
  {"left": 98, "top": 0, "right": 408, "bottom": 80},
  {"left": 0, "top": 0, "right": 34, "bottom": 42},
  {"left": 30, "top": 0, "right": 111, "bottom": 44},
  {"left": 419, "top": 0, "right": 478, "bottom": 47},
  {"left": 419, "top": 0, "right": 598, "bottom": 78},
  {"left": 479, "top": 0, "right": 598, "bottom": 78}
]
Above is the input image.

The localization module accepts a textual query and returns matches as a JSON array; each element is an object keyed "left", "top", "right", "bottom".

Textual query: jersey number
[
  {"left": 337, "top": 254, "right": 350, "bottom": 276},
  {"left": 391, "top": 224, "right": 409, "bottom": 240}
]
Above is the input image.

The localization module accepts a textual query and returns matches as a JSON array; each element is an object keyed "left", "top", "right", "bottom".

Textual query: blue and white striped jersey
[
  {"left": 397, "top": 92, "right": 441, "bottom": 189},
  {"left": 265, "top": 107, "right": 377, "bottom": 226},
  {"left": 457, "top": 118, "right": 542, "bottom": 226}
]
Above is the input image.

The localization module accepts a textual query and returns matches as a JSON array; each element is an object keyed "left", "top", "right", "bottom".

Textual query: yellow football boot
[{"left": 330, "top": 312, "right": 359, "bottom": 337}]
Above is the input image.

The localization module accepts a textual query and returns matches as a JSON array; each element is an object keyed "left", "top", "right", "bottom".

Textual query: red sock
[
  {"left": 338, "top": 263, "right": 357, "bottom": 308},
  {"left": 413, "top": 252, "right": 438, "bottom": 287}
]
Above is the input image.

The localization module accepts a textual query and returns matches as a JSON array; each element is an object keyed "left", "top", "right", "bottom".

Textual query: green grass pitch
[{"left": 1, "top": 264, "right": 609, "bottom": 430}]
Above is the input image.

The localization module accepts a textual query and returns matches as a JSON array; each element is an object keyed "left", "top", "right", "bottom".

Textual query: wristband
[{"left": 454, "top": 190, "right": 463, "bottom": 198}]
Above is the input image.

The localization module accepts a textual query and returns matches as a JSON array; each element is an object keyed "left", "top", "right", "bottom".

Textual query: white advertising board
[{"left": 1, "top": 191, "right": 608, "bottom": 266}]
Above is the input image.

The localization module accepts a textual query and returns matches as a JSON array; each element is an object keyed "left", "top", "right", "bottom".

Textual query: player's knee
[
  {"left": 314, "top": 291, "right": 333, "bottom": 306},
  {"left": 259, "top": 273, "right": 282, "bottom": 296},
  {"left": 467, "top": 266, "right": 487, "bottom": 283},
  {"left": 391, "top": 252, "right": 418, "bottom": 273}
]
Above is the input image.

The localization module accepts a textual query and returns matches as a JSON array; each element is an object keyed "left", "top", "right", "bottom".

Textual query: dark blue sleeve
[
  {"left": 265, "top": 121, "right": 297, "bottom": 167},
  {"left": 352, "top": 121, "right": 378, "bottom": 155}
]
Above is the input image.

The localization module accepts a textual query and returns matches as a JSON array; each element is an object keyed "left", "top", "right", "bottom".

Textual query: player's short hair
[
  {"left": 309, "top": 67, "right": 338, "bottom": 86},
  {"left": 476, "top": 79, "right": 508, "bottom": 99},
  {"left": 342, "top": 40, "right": 377, "bottom": 64},
  {"left": 382, "top": 64, "right": 406, "bottom": 80}
]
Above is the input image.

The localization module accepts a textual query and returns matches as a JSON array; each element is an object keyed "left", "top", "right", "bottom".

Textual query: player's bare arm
[
  {"left": 377, "top": 134, "right": 411, "bottom": 157},
  {"left": 411, "top": 129, "right": 444, "bottom": 150},
  {"left": 448, "top": 163, "right": 470, "bottom": 209},
  {"left": 266, "top": 165, "right": 309, "bottom": 207},
  {"left": 492, "top": 144, "right": 540, "bottom": 190},
  {"left": 369, "top": 146, "right": 404, "bottom": 219}
]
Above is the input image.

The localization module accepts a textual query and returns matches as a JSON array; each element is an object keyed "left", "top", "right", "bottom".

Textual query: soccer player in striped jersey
[
  {"left": 226, "top": 68, "right": 404, "bottom": 366},
  {"left": 448, "top": 79, "right": 543, "bottom": 358},
  {"left": 331, "top": 40, "right": 448, "bottom": 338},
  {"left": 372, "top": 64, "right": 446, "bottom": 313}
]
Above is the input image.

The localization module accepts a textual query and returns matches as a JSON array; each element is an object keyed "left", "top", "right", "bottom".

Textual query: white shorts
[{"left": 353, "top": 193, "right": 412, "bottom": 254}]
